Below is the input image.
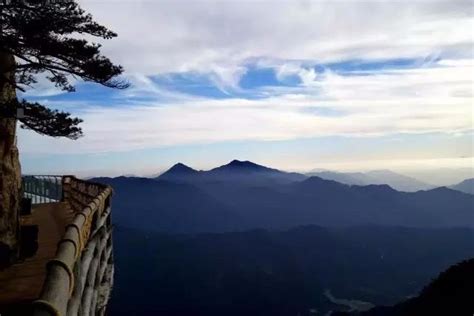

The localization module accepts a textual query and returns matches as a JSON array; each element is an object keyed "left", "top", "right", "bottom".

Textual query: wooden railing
[{"left": 30, "top": 176, "right": 114, "bottom": 316}]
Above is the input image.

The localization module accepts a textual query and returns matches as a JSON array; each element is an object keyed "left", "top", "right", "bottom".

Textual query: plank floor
[{"left": 0, "top": 202, "right": 74, "bottom": 306}]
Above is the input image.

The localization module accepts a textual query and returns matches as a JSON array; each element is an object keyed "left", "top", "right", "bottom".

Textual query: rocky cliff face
[{"left": 0, "top": 52, "right": 22, "bottom": 267}]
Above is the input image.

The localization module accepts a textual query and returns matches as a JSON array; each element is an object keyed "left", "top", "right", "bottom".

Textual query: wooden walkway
[{"left": 0, "top": 202, "right": 73, "bottom": 307}]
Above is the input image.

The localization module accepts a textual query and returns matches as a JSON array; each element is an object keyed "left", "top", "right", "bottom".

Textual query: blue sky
[
  {"left": 21, "top": 58, "right": 425, "bottom": 103},
  {"left": 18, "top": 0, "right": 473, "bottom": 181}
]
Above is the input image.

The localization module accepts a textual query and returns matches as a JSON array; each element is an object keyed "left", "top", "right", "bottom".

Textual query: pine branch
[{"left": 18, "top": 100, "right": 83, "bottom": 139}]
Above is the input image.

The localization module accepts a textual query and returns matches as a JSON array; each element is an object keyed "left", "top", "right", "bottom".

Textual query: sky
[{"left": 18, "top": 0, "right": 474, "bottom": 183}]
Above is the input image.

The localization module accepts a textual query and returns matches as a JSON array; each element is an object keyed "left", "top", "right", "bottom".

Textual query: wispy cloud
[{"left": 18, "top": 58, "right": 473, "bottom": 154}]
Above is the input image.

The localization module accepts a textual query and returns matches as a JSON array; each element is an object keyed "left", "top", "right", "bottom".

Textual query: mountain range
[
  {"left": 94, "top": 160, "right": 474, "bottom": 315},
  {"left": 158, "top": 161, "right": 472, "bottom": 193},
  {"left": 93, "top": 160, "right": 474, "bottom": 233},
  {"left": 158, "top": 159, "right": 306, "bottom": 185}
]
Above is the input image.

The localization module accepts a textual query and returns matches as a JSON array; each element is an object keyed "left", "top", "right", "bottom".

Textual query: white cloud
[
  {"left": 18, "top": 59, "right": 474, "bottom": 154},
  {"left": 276, "top": 64, "right": 318, "bottom": 86},
  {"left": 77, "top": 0, "right": 473, "bottom": 88}
]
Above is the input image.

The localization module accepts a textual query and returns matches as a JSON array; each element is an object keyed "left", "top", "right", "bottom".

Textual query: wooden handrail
[{"left": 32, "top": 176, "right": 114, "bottom": 316}]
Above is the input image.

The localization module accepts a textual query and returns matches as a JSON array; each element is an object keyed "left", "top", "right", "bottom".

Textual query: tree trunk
[{"left": 0, "top": 52, "right": 21, "bottom": 267}]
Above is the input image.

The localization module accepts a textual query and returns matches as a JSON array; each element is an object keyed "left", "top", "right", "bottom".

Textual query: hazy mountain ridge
[
  {"left": 308, "top": 169, "right": 434, "bottom": 192},
  {"left": 450, "top": 178, "right": 474, "bottom": 195},
  {"left": 406, "top": 168, "right": 474, "bottom": 188}
]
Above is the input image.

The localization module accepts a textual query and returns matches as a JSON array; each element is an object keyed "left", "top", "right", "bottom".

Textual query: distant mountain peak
[
  {"left": 450, "top": 178, "right": 474, "bottom": 195},
  {"left": 228, "top": 159, "right": 259, "bottom": 167},
  {"left": 170, "top": 162, "right": 195, "bottom": 171},
  {"left": 159, "top": 163, "right": 198, "bottom": 179},
  {"left": 218, "top": 160, "right": 275, "bottom": 172}
]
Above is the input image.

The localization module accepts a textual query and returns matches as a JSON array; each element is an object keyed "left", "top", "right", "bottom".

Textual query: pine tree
[{"left": 0, "top": 0, "right": 127, "bottom": 266}]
